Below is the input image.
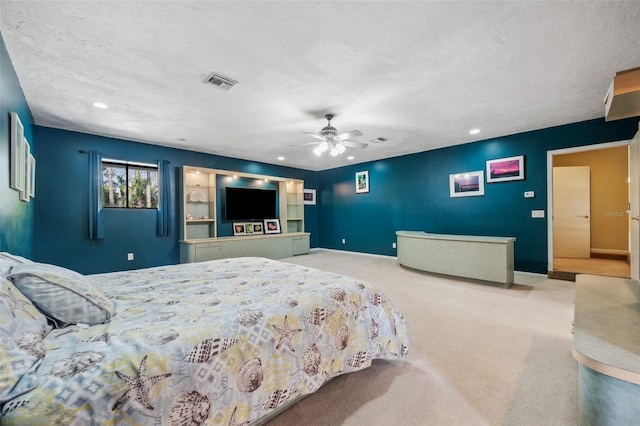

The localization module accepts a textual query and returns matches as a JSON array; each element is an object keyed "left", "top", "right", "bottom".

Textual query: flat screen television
[{"left": 225, "top": 187, "right": 277, "bottom": 221}]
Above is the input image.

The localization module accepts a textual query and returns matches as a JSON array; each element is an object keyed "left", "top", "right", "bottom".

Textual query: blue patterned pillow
[
  {"left": 8, "top": 263, "right": 114, "bottom": 327},
  {"left": 0, "top": 276, "right": 51, "bottom": 402}
]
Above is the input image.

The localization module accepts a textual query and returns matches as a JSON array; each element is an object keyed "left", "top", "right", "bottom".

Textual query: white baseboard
[{"left": 310, "top": 247, "right": 397, "bottom": 260}]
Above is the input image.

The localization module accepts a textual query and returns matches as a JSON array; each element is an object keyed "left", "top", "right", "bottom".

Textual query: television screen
[{"left": 225, "top": 187, "right": 277, "bottom": 221}]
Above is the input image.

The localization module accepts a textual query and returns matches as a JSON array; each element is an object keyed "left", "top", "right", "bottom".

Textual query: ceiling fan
[{"left": 296, "top": 114, "right": 367, "bottom": 156}]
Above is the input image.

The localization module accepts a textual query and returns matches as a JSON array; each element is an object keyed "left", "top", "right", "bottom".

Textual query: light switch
[
  {"left": 531, "top": 210, "right": 545, "bottom": 218},
  {"left": 524, "top": 191, "right": 535, "bottom": 198}
]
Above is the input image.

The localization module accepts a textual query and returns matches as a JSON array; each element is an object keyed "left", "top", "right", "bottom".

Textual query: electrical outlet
[
  {"left": 127, "top": 253, "right": 134, "bottom": 261},
  {"left": 392, "top": 242, "right": 397, "bottom": 249},
  {"left": 341, "top": 238, "right": 346, "bottom": 244}
]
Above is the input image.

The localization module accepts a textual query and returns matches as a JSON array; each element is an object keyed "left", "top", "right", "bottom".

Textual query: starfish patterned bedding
[{"left": 0, "top": 255, "right": 409, "bottom": 425}]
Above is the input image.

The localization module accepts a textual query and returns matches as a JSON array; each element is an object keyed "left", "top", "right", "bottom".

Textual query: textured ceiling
[{"left": 1, "top": 1, "right": 639, "bottom": 171}]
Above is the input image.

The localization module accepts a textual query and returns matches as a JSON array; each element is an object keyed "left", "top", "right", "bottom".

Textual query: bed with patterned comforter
[{"left": 0, "top": 255, "right": 409, "bottom": 425}]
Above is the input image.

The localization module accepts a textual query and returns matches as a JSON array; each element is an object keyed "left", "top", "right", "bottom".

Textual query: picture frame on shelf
[
  {"left": 355, "top": 170, "right": 369, "bottom": 193},
  {"left": 486, "top": 155, "right": 524, "bottom": 183},
  {"left": 252, "top": 222, "right": 264, "bottom": 234},
  {"left": 303, "top": 188, "right": 316, "bottom": 205},
  {"left": 233, "top": 223, "right": 246, "bottom": 236},
  {"left": 264, "top": 218, "right": 281, "bottom": 234},
  {"left": 245, "top": 223, "right": 254, "bottom": 235},
  {"left": 449, "top": 170, "right": 485, "bottom": 197},
  {"left": 10, "top": 112, "right": 24, "bottom": 192}
]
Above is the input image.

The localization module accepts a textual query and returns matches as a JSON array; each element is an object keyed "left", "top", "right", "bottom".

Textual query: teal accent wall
[
  {"left": 317, "top": 118, "right": 639, "bottom": 274},
  {"left": 33, "top": 126, "right": 318, "bottom": 274},
  {"left": 0, "top": 32, "right": 34, "bottom": 257}
]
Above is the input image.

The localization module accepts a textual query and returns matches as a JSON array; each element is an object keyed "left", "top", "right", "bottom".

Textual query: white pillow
[
  {"left": 0, "top": 252, "right": 33, "bottom": 277},
  {"left": 8, "top": 263, "right": 113, "bottom": 327}
]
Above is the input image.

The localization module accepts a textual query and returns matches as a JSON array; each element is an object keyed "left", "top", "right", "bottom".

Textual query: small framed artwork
[
  {"left": 28, "top": 154, "right": 36, "bottom": 198},
  {"left": 10, "top": 112, "right": 24, "bottom": 192},
  {"left": 252, "top": 222, "right": 264, "bottom": 234},
  {"left": 233, "top": 223, "right": 246, "bottom": 236},
  {"left": 303, "top": 189, "right": 316, "bottom": 205},
  {"left": 449, "top": 170, "right": 485, "bottom": 197},
  {"left": 486, "top": 155, "right": 524, "bottom": 183},
  {"left": 245, "top": 223, "right": 254, "bottom": 235},
  {"left": 355, "top": 171, "right": 369, "bottom": 193},
  {"left": 264, "top": 218, "right": 281, "bottom": 234},
  {"left": 19, "top": 139, "right": 30, "bottom": 202}
]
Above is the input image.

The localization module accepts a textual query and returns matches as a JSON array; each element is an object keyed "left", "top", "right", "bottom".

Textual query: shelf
[
  {"left": 287, "top": 218, "right": 303, "bottom": 221},
  {"left": 187, "top": 219, "right": 215, "bottom": 223}
]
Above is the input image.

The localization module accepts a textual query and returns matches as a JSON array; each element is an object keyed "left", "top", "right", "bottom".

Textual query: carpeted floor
[{"left": 265, "top": 249, "right": 578, "bottom": 426}]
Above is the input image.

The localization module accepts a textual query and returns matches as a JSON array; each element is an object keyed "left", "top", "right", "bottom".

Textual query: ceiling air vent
[
  {"left": 369, "top": 137, "right": 388, "bottom": 143},
  {"left": 204, "top": 73, "right": 238, "bottom": 90}
]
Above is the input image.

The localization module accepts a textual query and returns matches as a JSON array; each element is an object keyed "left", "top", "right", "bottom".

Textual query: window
[{"left": 102, "top": 159, "right": 158, "bottom": 208}]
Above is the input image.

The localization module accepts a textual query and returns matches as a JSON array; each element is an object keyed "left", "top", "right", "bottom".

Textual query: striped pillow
[{"left": 8, "top": 263, "right": 113, "bottom": 327}]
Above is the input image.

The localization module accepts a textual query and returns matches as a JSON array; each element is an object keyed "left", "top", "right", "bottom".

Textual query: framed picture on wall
[
  {"left": 10, "top": 112, "right": 25, "bottom": 193},
  {"left": 252, "top": 222, "right": 264, "bottom": 234},
  {"left": 303, "top": 188, "right": 316, "bottom": 205},
  {"left": 355, "top": 171, "right": 369, "bottom": 193},
  {"left": 28, "top": 154, "right": 36, "bottom": 198},
  {"left": 449, "top": 170, "right": 485, "bottom": 197},
  {"left": 264, "top": 218, "right": 281, "bottom": 234},
  {"left": 486, "top": 155, "right": 524, "bottom": 183},
  {"left": 20, "top": 139, "right": 31, "bottom": 202}
]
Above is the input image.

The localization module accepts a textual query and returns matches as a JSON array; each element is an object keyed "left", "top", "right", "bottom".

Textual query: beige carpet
[{"left": 265, "top": 249, "right": 578, "bottom": 426}]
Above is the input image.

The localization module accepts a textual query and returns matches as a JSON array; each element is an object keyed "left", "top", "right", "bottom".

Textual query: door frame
[{"left": 547, "top": 139, "right": 633, "bottom": 273}]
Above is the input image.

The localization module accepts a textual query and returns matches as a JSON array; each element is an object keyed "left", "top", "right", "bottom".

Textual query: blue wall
[
  {"left": 33, "top": 126, "right": 318, "bottom": 274},
  {"left": 0, "top": 32, "right": 34, "bottom": 257},
  {"left": 317, "top": 118, "right": 639, "bottom": 274}
]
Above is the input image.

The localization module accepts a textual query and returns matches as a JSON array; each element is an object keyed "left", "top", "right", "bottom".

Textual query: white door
[
  {"left": 553, "top": 166, "right": 591, "bottom": 258},
  {"left": 629, "top": 124, "right": 640, "bottom": 279}
]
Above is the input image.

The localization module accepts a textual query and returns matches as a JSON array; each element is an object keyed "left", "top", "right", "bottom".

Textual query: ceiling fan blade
[
  {"left": 302, "top": 132, "right": 327, "bottom": 141},
  {"left": 341, "top": 140, "right": 368, "bottom": 149},
  {"left": 337, "top": 130, "right": 363, "bottom": 140},
  {"left": 289, "top": 141, "right": 322, "bottom": 147}
]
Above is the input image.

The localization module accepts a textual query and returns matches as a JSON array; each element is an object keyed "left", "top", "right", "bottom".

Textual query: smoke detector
[{"left": 204, "top": 72, "right": 238, "bottom": 90}]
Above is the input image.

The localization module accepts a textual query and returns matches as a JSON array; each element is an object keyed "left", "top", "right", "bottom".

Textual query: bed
[{"left": 0, "top": 254, "right": 409, "bottom": 425}]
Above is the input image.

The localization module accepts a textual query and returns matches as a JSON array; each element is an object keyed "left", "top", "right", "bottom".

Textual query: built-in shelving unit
[
  {"left": 179, "top": 166, "right": 309, "bottom": 262},
  {"left": 284, "top": 180, "right": 304, "bottom": 233},
  {"left": 181, "top": 166, "right": 217, "bottom": 240}
]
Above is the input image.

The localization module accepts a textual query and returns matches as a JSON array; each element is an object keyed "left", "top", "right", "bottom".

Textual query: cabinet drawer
[
  {"left": 195, "top": 244, "right": 223, "bottom": 262},
  {"left": 292, "top": 236, "right": 310, "bottom": 256}
]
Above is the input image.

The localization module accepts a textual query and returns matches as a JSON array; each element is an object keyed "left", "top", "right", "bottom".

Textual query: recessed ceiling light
[
  {"left": 469, "top": 128, "right": 480, "bottom": 135},
  {"left": 347, "top": 156, "right": 354, "bottom": 160},
  {"left": 92, "top": 102, "right": 109, "bottom": 109},
  {"left": 277, "top": 156, "right": 285, "bottom": 161}
]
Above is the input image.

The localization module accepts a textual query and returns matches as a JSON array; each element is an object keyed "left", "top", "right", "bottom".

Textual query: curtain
[
  {"left": 156, "top": 160, "right": 172, "bottom": 237},
  {"left": 88, "top": 150, "right": 104, "bottom": 240}
]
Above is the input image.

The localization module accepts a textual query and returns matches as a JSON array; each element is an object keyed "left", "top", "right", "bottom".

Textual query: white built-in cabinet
[{"left": 179, "top": 166, "right": 309, "bottom": 262}]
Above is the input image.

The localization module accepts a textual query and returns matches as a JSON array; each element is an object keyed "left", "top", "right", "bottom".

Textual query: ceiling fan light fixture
[
  {"left": 319, "top": 141, "right": 329, "bottom": 152},
  {"left": 313, "top": 146, "right": 323, "bottom": 156},
  {"left": 336, "top": 143, "right": 345, "bottom": 153},
  {"left": 330, "top": 148, "right": 339, "bottom": 157}
]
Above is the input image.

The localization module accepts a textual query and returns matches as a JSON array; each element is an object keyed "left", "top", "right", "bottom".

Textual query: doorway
[{"left": 547, "top": 141, "right": 632, "bottom": 280}]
